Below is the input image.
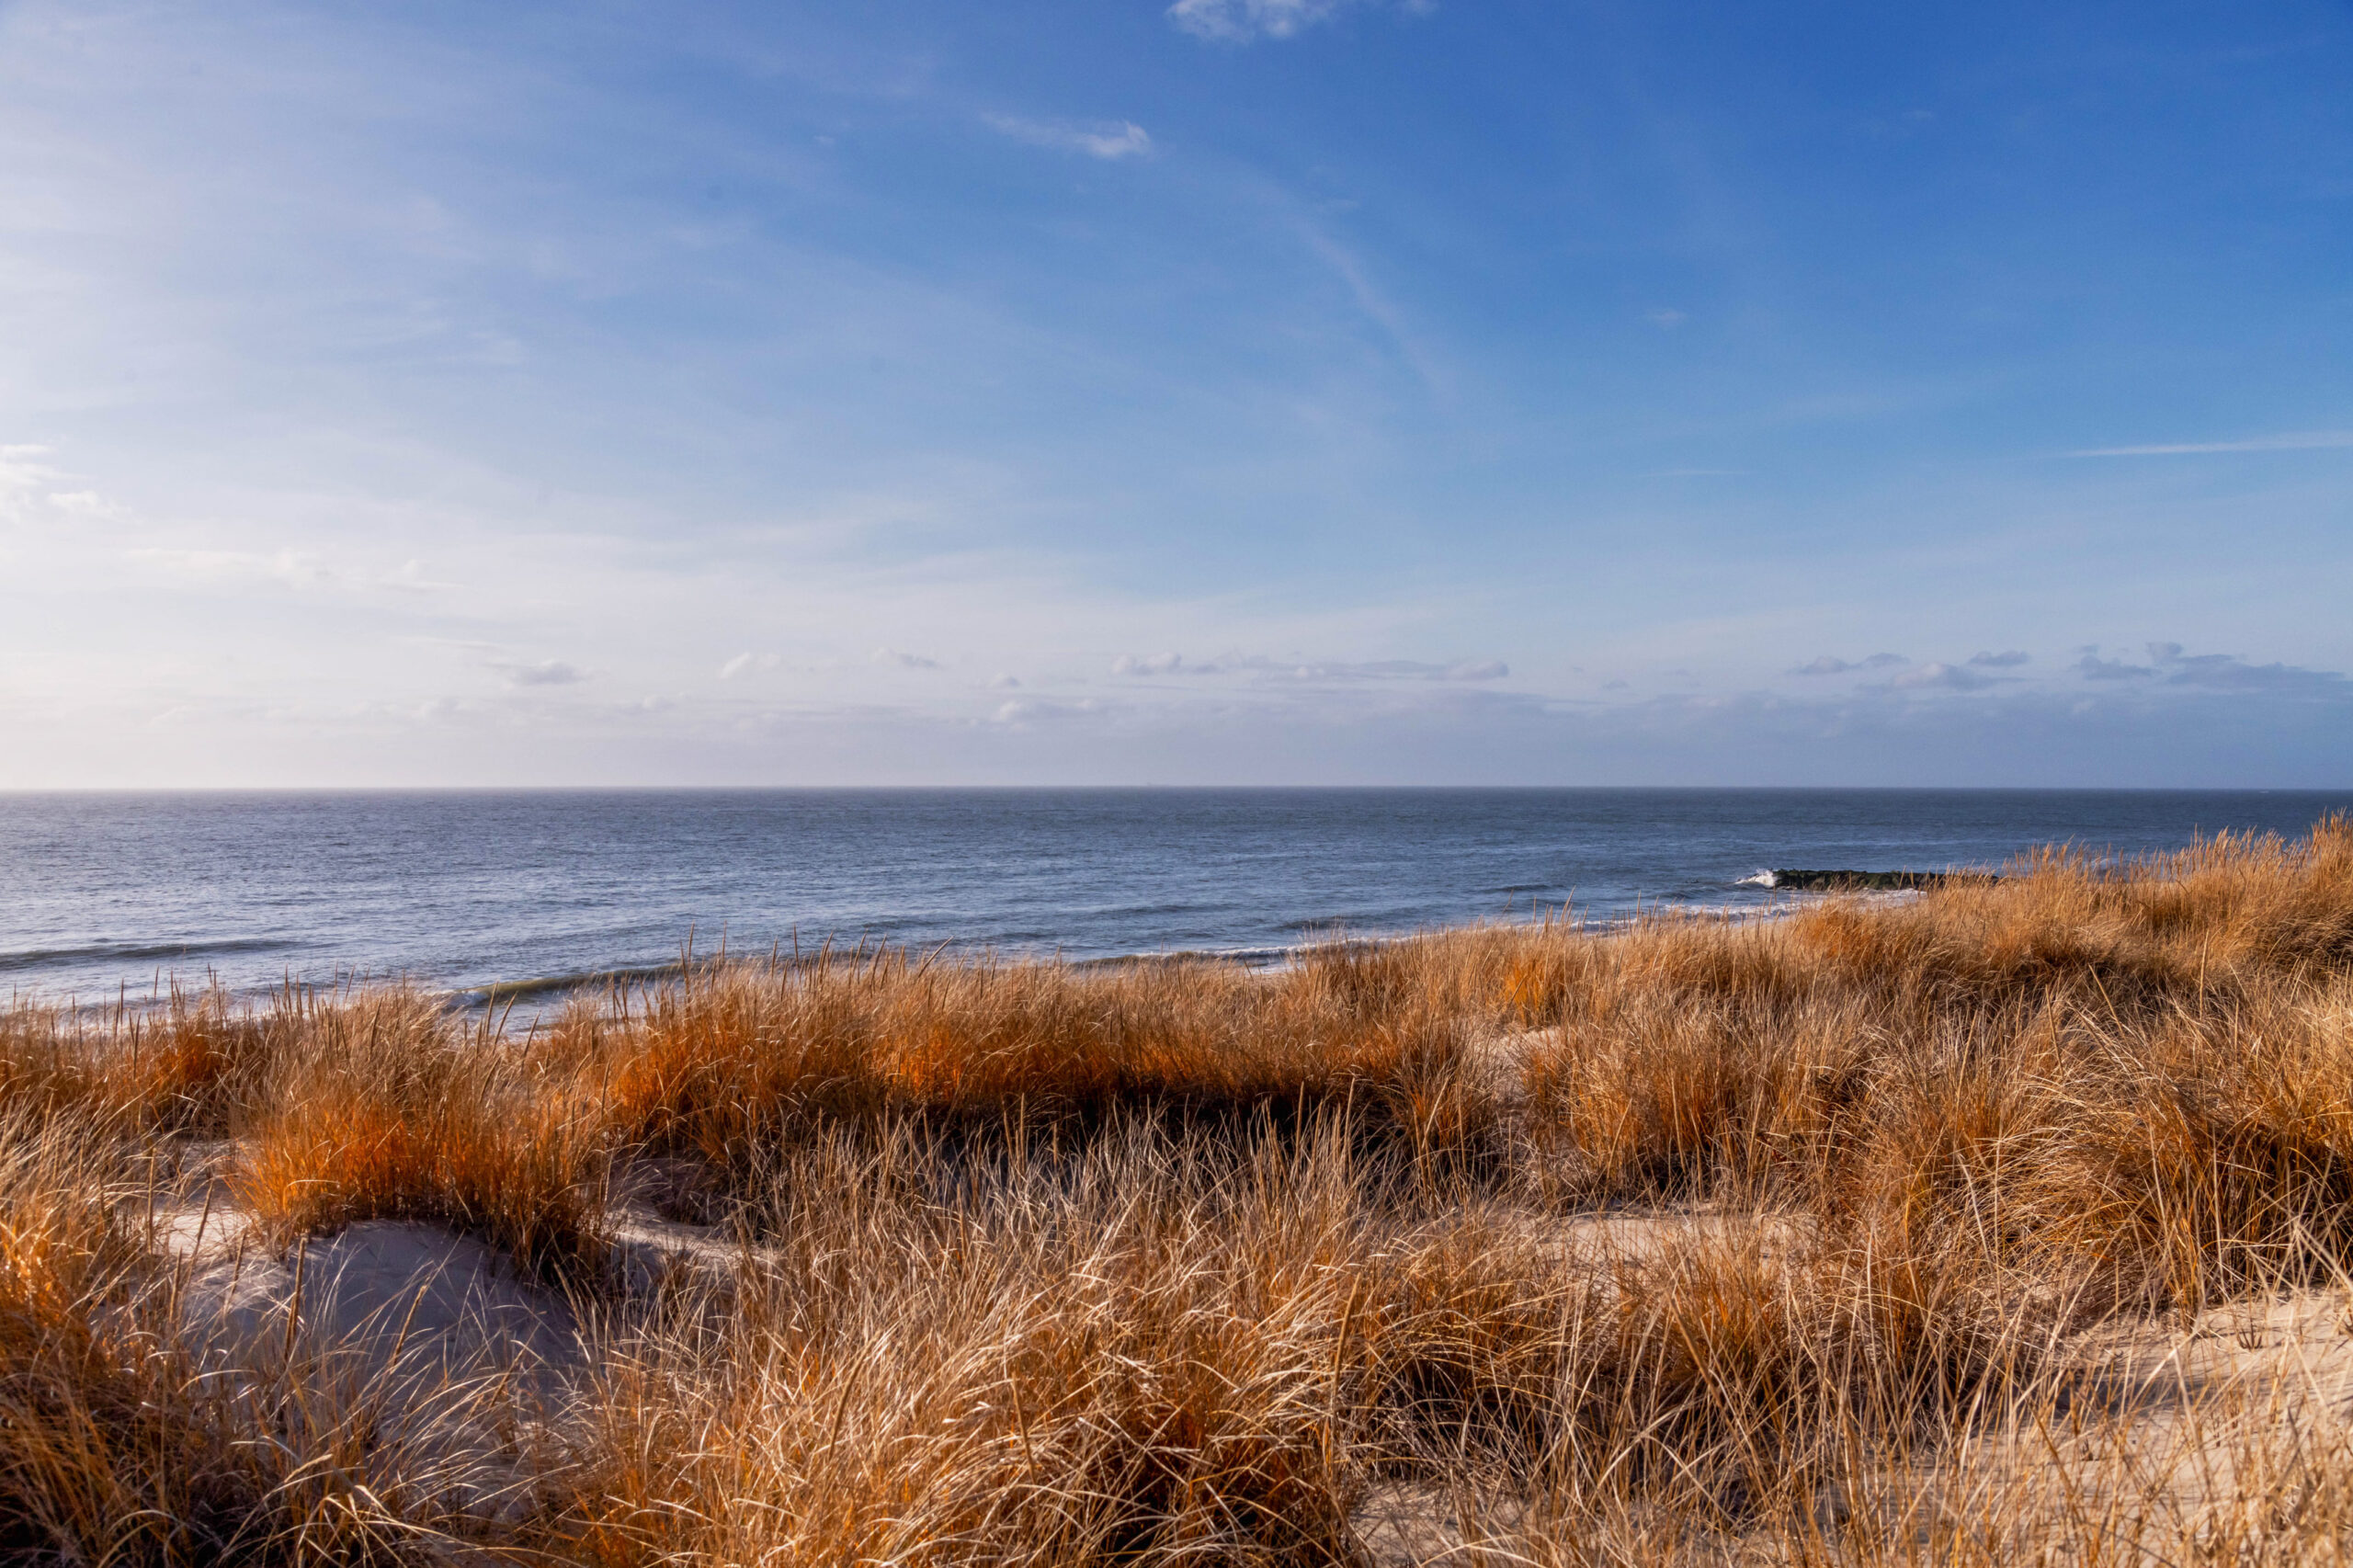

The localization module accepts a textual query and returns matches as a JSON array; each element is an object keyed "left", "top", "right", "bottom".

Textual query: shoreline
[{"left": 6, "top": 877, "right": 1953, "bottom": 1019}]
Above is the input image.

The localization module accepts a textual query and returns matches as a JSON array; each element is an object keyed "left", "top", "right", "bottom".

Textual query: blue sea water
[{"left": 1, "top": 789, "right": 2347, "bottom": 1005}]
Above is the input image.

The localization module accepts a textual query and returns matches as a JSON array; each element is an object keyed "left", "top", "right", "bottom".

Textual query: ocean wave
[
  {"left": 0, "top": 936, "right": 302, "bottom": 974},
  {"left": 462, "top": 942, "right": 1308, "bottom": 1003},
  {"left": 455, "top": 961, "right": 688, "bottom": 1006},
  {"left": 1070, "top": 945, "right": 1292, "bottom": 970}
]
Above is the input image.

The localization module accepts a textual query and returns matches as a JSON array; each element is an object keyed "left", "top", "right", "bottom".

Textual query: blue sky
[{"left": 2, "top": 0, "right": 2348, "bottom": 785}]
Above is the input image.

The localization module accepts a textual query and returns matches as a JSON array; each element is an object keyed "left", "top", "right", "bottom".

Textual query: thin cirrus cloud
[
  {"left": 1111, "top": 653, "right": 1506, "bottom": 682},
  {"left": 2076, "top": 643, "right": 2347, "bottom": 694},
  {"left": 1888, "top": 662, "right": 1997, "bottom": 692},
  {"left": 718, "top": 652, "right": 785, "bottom": 680},
  {"left": 2065, "top": 431, "right": 2353, "bottom": 458},
  {"left": 1112, "top": 653, "right": 1188, "bottom": 676},
  {"left": 118, "top": 541, "right": 457, "bottom": 596},
  {"left": 493, "top": 660, "right": 585, "bottom": 687},
  {"left": 1247, "top": 657, "right": 1509, "bottom": 683},
  {"left": 981, "top": 113, "right": 1153, "bottom": 160},
  {"left": 1165, "top": 0, "right": 1415, "bottom": 43},
  {"left": 1792, "top": 653, "right": 1907, "bottom": 676}
]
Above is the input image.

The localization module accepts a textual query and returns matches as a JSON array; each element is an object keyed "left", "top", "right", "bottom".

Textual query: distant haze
[{"left": 2, "top": 2, "right": 2348, "bottom": 787}]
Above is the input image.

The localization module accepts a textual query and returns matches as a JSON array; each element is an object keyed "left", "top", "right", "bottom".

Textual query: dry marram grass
[{"left": 0, "top": 821, "right": 2350, "bottom": 1562}]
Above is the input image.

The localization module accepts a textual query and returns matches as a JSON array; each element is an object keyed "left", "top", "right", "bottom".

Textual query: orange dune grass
[
  {"left": 530, "top": 1118, "right": 2050, "bottom": 1567},
  {"left": 0, "top": 819, "right": 2347, "bottom": 1562},
  {"left": 526, "top": 945, "right": 1484, "bottom": 1186},
  {"left": 227, "top": 989, "right": 607, "bottom": 1276},
  {"left": 0, "top": 983, "right": 278, "bottom": 1131}
]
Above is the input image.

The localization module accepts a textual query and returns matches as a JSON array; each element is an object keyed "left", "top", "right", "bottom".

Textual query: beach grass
[{"left": 1, "top": 820, "right": 2351, "bottom": 1561}]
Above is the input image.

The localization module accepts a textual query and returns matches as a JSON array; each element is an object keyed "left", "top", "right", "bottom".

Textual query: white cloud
[
  {"left": 1645, "top": 308, "right": 1688, "bottom": 329},
  {"left": 1792, "top": 653, "right": 1906, "bottom": 676},
  {"left": 2073, "top": 642, "right": 2348, "bottom": 695},
  {"left": 382, "top": 558, "right": 458, "bottom": 592},
  {"left": 872, "top": 647, "right": 941, "bottom": 670},
  {"left": 1889, "top": 662, "right": 1995, "bottom": 691},
  {"left": 123, "top": 546, "right": 335, "bottom": 588},
  {"left": 119, "top": 543, "right": 459, "bottom": 597},
  {"left": 495, "top": 659, "right": 586, "bottom": 687},
  {"left": 1113, "top": 652, "right": 1186, "bottom": 676},
  {"left": 2066, "top": 431, "right": 2353, "bottom": 458},
  {"left": 982, "top": 113, "right": 1153, "bottom": 161},
  {"left": 1968, "top": 650, "right": 2030, "bottom": 667},
  {"left": 45, "top": 490, "right": 119, "bottom": 518},
  {"left": 0, "top": 446, "right": 62, "bottom": 494},
  {"left": 718, "top": 652, "right": 784, "bottom": 680},
  {"left": 992, "top": 697, "right": 1099, "bottom": 726},
  {"left": 1167, "top": 0, "right": 1348, "bottom": 42},
  {"left": 0, "top": 450, "right": 115, "bottom": 529},
  {"left": 1112, "top": 651, "right": 1505, "bottom": 683},
  {"left": 2075, "top": 650, "right": 2154, "bottom": 681}
]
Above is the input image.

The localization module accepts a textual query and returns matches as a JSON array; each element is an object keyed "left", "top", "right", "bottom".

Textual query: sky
[{"left": 1, "top": 0, "right": 2349, "bottom": 787}]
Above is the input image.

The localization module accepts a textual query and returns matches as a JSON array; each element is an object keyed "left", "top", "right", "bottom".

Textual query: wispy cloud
[
  {"left": 1168, "top": 0, "right": 1347, "bottom": 42},
  {"left": 1167, "top": 0, "right": 1427, "bottom": 42},
  {"left": 1792, "top": 653, "right": 1906, "bottom": 676},
  {"left": 993, "top": 697, "right": 1102, "bottom": 727},
  {"left": 982, "top": 113, "right": 1153, "bottom": 160},
  {"left": 2074, "top": 642, "right": 2350, "bottom": 695},
  {"left": 1889, "top": 661, "right": 1995, "bottom": 691},
  {"left": 0, "top": 445, "right": 61, "bottom": 490},
  {"left": 122, "top": 547, "right": 335, "bottom": 588},
  {"left": 718, "top": 652, "right": 785, "bottom": 680},
  {"left": 1112, "top": 652, "right": 1189, "bottom": 676},
  {"left": 2075, "top": 651, "right": 2155, "bottom": 681},
  {"left": 1113, "top": 652, "right": 1507, "bottom": 683},
  {"left": 1286, "top": 216, "right": 1448, "bottom": 393},
  {"left": 494, "top": 659, "right": 586, "bottom": 687},
  {"left": 2066, "top": 431, "right": 2353, "bottom": 458},
  {"left": 119, "top": 544, "right": 456, "bottom": 596},
  {"left": 1256, "top": 657, "right": 1508, "bottom": 682},
  {"left": 872, "top": 647, "right": 941, "bottom": 670},
  {"left": 1969, "top": 650, "right": 2030, "bottom": 667}
]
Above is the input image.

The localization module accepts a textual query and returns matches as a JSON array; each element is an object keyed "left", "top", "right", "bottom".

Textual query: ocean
[{"left": 2, "top": 789, "right": 2347, "bottom": 1005}]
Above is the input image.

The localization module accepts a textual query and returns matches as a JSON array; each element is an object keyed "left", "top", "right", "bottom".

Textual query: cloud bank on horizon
[{"left": 0, "top": 0, "right": 2348, "bottom": 787}]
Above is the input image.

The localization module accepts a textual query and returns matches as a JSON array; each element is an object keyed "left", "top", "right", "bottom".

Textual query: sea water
[{"left": 2, "top": 789, "right": 2347, "bottom": 1004}]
